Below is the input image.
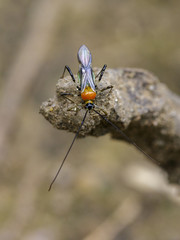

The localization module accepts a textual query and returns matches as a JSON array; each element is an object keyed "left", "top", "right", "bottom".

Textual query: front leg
[
  {"left": 60, "top": 92, "right": 76, "bottom": 104},
  {"left": 94, "top": 104, "right": 108, "bottom": 116},
  {"left": 60, "top": 92, "right": 82, "bottom": 114}
]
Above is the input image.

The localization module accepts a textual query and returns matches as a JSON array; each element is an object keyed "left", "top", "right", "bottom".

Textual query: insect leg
[
  {"left": 60, "top": 92, "right": 74, "bottom": 96},
  {"left": 100, "top": 85, "right": 113, "bottom": 92},
  {"left": 60, "top": 93, "right": 82, "bottom": 114},
  {"left": 60, "top": 92, "right": 75, "bottom": 104},
  {"left": 95, "top": 64, "right": 107, "bottom": 81},
  {"left": 61, "top": 66, "right": 81, "bottom": 90},
  {"left": 61, "top": 65, "right": 76, "bottom": 83},
  {"left": 94, "top": 104, "right": 108, "bottom": 115}
]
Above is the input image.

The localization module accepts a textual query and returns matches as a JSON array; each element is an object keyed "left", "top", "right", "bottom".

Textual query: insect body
[
  {"left": 48, "top": 45, "right": 159, "bottom": 191},
  {"left": 78, "top": 45, "right": 97, "bottom": 109}
]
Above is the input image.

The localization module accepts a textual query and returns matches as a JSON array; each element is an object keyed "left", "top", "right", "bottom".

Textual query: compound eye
[{"left": 85, "top": 102, "right": 94, "bottom": 110}]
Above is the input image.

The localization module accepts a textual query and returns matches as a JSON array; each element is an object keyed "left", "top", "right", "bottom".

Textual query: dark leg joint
[
  {"left": 60, "top": 92, "right": 73, "bottom": 96},
  {"left": 100, "top": 85, "right": 113, "bottom": 92},
  {"left": 95, "top": 64, "right": 107, "bottom": 82},
  {"left": 61, "top": 65, "right": 76, "bottom": 83}
]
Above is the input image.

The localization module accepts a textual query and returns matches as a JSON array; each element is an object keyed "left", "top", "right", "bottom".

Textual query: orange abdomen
[{"left": 81, "top": 91, "right": 96, "bottom": 101}]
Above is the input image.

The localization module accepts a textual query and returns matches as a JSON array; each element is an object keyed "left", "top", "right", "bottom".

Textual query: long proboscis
[
  {"left": 48, "top": 110, "right": 88, "bottom": 191},
  {"left": 93, "top": 109, "right": 160, "bottom": 165}
]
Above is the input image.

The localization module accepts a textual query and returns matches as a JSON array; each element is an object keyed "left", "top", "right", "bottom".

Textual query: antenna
[
  {"left": 93, "top": 109, "right": 160, "bottom": 165},
  {"left": 48, "top": 110, "right": 88, "bottom": 191}
]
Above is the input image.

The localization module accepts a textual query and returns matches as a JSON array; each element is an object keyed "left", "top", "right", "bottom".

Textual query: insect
[{"left": 48, "top": 45, "right": 159, "bottom": 191}]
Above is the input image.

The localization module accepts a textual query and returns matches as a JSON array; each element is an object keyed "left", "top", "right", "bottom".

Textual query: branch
[{"left": 40, "top": 68, "right": 180, "bottom": 184}]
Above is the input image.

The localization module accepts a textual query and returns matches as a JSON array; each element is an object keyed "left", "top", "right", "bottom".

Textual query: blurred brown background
[{"left": 0, "top": 0, "right": 180, "bottom": 240}]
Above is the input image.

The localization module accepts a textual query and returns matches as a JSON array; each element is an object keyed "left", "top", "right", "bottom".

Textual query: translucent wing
[
  {"left": 78, "top": 45, "right": 92, "bottom": 67},
  {"left": 77, "top": 45, "right": 96, "bottom": 92},
  {"left": 80, "top": 68, "right": 96, "bottom": 93}
]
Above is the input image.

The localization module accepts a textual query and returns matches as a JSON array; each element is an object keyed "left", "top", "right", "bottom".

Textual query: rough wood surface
[{"left": 40, "top": 68, "right": 180, "bottom": 184}]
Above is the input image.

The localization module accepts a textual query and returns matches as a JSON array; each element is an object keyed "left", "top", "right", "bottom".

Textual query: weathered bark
[{"left": 40, "top": 68, "right": 180, "bottom": 184}]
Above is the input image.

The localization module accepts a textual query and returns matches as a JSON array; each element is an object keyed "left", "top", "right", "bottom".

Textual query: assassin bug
[{"left": 48, "top": 45, "right": 159, "bottom": 191}]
